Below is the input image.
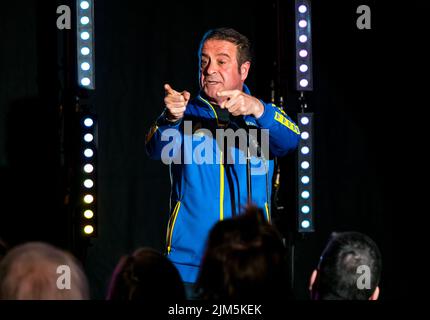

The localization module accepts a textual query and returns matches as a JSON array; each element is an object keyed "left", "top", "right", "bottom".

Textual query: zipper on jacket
[
  {"left": 166, "top": 201, "right": 181, "bottom": 254},
  {"left": 198, "top": 95, "right": 220, "bottom": 126},
  {"left": 199, "top": 95, "right": 225, "bottom": 221}
]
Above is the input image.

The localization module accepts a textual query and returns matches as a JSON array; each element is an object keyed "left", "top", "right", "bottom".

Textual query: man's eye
[
  {"left": 218, "top": 60, "right": 226, "bottom": 65},
  {"left": 201, "top": 60, "right": 208, "bottom": 66}
]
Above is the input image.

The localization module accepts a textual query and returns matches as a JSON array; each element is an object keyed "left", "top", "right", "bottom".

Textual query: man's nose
[{"left": 205, "top": 61, "right": 218, "bottom": 75}]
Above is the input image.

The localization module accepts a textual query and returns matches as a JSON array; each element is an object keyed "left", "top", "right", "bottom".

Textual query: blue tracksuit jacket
[{"left": 145, "top": 85, "right": 300, "bottom": 283}]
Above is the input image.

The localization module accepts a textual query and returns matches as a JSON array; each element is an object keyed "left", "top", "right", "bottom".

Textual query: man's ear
[
  {"left": 369, "top": 286, "right": 380, "bottom": 300},
  {"left": 240, "top": 61, "right": 251, "bottom": 81}
]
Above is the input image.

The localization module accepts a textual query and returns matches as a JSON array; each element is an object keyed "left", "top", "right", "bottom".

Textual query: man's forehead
[{"left": 201, "top": 39, "right": 237, "bottom": 56}]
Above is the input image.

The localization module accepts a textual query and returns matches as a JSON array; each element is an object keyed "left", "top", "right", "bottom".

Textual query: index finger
[{"left": 164, "top": 84, "right": 179, "bottom": 95}]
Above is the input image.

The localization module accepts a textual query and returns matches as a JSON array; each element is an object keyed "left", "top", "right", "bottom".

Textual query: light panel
[
  {"left": 76, "top": 0, "right": 95, "bottom": 90},
  {"left": 297, "top": 112, "right": 314, "bottom": 232},
  {"left": 80, "top": 112, "right": 97, "bottom": 237},
  {"left": 295, "top": 0, "right": 313, "bottom": 91}
]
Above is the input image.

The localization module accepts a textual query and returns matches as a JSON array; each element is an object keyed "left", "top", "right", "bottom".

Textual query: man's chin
[{"left": 203, "top": 88, "right": 222, "bottom": 104}]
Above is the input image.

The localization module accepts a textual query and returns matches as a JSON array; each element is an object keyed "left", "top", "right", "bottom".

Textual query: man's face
[{"left": 199, "top": 39, "right": 249, "bottom": 104}]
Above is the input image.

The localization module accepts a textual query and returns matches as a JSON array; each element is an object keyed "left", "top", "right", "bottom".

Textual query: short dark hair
[
  {"left": 315, "top": 232, "right": 382, "bottom": 300},
  {"left": 198, "top": 28, "right": 252, "bottom": 67}
]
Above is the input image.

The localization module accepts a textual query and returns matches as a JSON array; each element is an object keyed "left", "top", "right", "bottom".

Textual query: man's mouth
[{"left": 206, "top": 80, "right": 220, "bottom": 85}]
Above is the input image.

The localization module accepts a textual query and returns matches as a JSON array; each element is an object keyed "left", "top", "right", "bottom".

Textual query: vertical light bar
[
  {"left": 297, "top": 112, "right": 314, "bottom": 232},
  {"left": 295, "top": 0, "right": 313, "bottom": 91},
  {"left": 76, "top": 0, "right": 95, "bottom": 90},
  {"left": 81, "top": 113, "right": 97, "bottom": 237}
]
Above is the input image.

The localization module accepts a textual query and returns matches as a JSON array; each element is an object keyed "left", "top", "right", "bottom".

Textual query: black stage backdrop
[{"left": 0, "top": 0, "right": 427, "bottom": 300}]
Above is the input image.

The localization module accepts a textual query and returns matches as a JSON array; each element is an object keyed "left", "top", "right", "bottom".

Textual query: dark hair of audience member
[
  {"left": 106, "top": 247, "right": 185, "bottom": 301},
  {"left": 196, "top": 205, "right": 291, "bottom": 301},
  {"left": 311, "top": 231, "right": 382, "bottom": 300}
]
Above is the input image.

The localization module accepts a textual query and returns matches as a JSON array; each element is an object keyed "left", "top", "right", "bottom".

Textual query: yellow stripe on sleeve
[{"left": 274, "top": 112, "right": 300, "bottom": 134}]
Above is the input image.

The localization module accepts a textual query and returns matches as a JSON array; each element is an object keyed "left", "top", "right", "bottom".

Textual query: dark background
[{"left": 0, "top": 0, "right": 426, "bottom": 300}]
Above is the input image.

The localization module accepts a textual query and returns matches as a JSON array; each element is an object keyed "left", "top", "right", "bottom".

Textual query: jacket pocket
[{"left": 166, "top": 201, "right": 181, "bottom": 254}]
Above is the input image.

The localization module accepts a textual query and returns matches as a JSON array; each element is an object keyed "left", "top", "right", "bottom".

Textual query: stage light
[
  {"left": 301, "top": 191, "right": 310, "bottom": 199},
  {"left": 77, "top": 0, "right": 95, "bottom": 90},
  {"left": 297, "top": 112, "right": 314, "bottom": 232},
  {"left": 301, "top": 175, "right": 310, "bottom": 184},
  {"left": 301, "top": 220, "right": 310, "bottom": 229},
  {"left": 81, "top": 78, "right": 91, "bottom": 87},
  {"left": 84, "top": 179, "right": 94, "bottom": 188},
  {"left": 84, "top": 164, "right": 94, "bottom": 173},
  {"left": 299, "top": 79, "right": 309, "bottom": 88},
  {"left": 301, "top": 161, "right": 310, "bottom": 169},
  {"left": 81, "top": 47, "right": 90, "bottom": 55},
  {"left": 83, "top": 118, "right": 93, "bottom": 127},
  {"left": 84, "top": 148, "right": 94, "bottom": 158},
  {"left": 299, "top": 35, "right": 308, "bottom": 43},
  {"left": 295, "top": 0, "right": 313, "bottom": 91},
  {"left": 84, "top": 133, "right": 93, "bottom": 142},
  {"left": 81, "top": 62, "right": 91, "bottom": 71},
  {"left": 299, "top": 64, "right": 308, "bottom": 72},
  {"left": 80, "top": 1, "right": 90, "bottom": 10},
  {"left": 80, "top": 16, "right": 89, "bottom": 25},
  {"left": 84, "top": 194, "right": 94, "bottom": 204},
  {"left": 298, "top": 5, "right": 307, "bottom": 13},
  {"left": 300, "top": 116, "right": 309, "bottom": 125},
  {"left": 84, "top": 225, "right": 94, "bottom": 235},
  {"left": 80, "top": 31, "right": 90, "bottom": 40},
  {"left": 84, "top": 210, "right": 94, "bottom": 219},
  {"left": 299, "top": 50, "right": 308, "bottom": 58}
]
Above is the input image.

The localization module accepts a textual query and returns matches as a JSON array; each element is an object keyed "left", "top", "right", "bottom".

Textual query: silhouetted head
[
  {"left": 0, "top": 242, "right": 89, "bottom": 300},
  {"left": 309, "top": 232, "right": 382, "bottom": 300},
  {"left": 197, "top": 205, "right": 290, "bottom": 301},
  {"left": 106, "top": 247, "right": 185, "bottom": 301}
]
